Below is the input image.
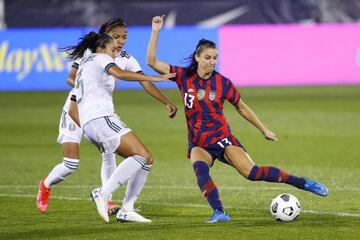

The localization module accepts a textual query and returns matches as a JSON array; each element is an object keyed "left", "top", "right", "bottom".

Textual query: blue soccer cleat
[
  {"left": 206, "top": 209, "right": 231, "bottom": 223},
  {"left": 303, "top": 178, "right": 329, "bottom": 197}
]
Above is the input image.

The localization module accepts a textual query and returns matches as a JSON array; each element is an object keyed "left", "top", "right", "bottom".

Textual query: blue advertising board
[{"left": 0, "top": 27, "right": 218, "bottom": 91}]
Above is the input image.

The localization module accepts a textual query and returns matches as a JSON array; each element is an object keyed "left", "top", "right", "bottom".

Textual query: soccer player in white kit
[
  {"left": 36, "top": 18, "right": 177, "bottom": 222},
  {"left": 68, "top": 31, "right": 174, "bottom": 223}
]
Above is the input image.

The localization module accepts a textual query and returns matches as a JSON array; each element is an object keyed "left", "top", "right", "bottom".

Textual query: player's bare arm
[
  {"left": 108, "top": 65, "right": 174, "bottom": 82},
  {"left": 146, "top": 15, "right": 171, "bottom": 74},
  {"left": 140, "top": 81, "right": 177, "bottom": 118},
  {"left": 235, "top": 99, "right": 277, "bottom": 141}
]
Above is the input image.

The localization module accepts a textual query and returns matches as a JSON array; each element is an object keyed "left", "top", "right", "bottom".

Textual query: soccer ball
[{"left": 270, "top": 193, "right": 301, "bottom": 222}]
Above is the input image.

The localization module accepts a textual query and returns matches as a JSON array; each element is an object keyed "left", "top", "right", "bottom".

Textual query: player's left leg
[
  {"left": 224, "top": 146, "right": 328, "bottom": 197},
  {"left": 113, "top": 132, "right": 152, "bottom": 223}
]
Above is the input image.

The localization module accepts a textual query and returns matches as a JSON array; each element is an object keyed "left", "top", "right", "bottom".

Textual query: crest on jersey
[
  {"left": 209, "top": 90, "right": 216, "bottom": 101},
  {"left": 197, "top": 89, "right": 206, "bottom": 100}
]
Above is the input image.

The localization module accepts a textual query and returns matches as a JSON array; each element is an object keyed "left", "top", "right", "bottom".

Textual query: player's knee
[
  {"left": 136, "top": 151, "right": 153, "bottom": 165},
  {"left": 144, "top": 152, "right": 153, "bottom": 165}
]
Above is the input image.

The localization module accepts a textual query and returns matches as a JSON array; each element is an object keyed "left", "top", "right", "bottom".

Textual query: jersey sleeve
[
  {"left": 225, "top": 78, "right": 241, "bottom": 105},
  {"left": 97, "top": 54, "right": 116, "bottom": 74},
  {"left": 169, "top": 65, "right": 184, "bottom": 86},
  {"left": 71, "top": 59, "right": 81, "bottom": 69},
  {"left": 125, "top": 55, "right": 142, "bottom": 73}
]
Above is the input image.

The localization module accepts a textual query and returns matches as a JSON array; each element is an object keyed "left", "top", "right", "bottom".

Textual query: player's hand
[
  {"left": 263, "top": 129, "right": 278, "bottom": 141},
  {"left": 166, "top": 102, "right": 177, "bottom": 118},
  {"left": 152, "top": 15, "right": 165, "bottom": 31}
]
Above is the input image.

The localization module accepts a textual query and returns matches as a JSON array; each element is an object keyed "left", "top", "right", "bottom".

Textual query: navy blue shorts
[{"left": 187, "top": 135, "right": 245, "bottom": 166}]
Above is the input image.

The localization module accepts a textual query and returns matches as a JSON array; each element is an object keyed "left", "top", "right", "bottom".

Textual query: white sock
[
  {"left": 101, "top": 153, "right": 116, "bottom": 186},
  {"left": 100, "top": 155, "right": 146, "bottom": 200},
  {"left": 121, "top": 164, "right": 152, "bottom": 212},
  {"left": 44, "top": 158, "right": 79, "bottom": 188}
]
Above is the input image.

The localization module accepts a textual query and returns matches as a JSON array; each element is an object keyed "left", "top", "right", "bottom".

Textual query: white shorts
[
  {"left": 57, "top": 110, "right": 83, "bottom": 144},
  {"left": 83, "top": 115, "right": 132, "bottom": 154}
]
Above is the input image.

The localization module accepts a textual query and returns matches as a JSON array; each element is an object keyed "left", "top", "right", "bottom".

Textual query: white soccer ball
[{"left": 270, "top": 193, "right": 301, "bottom": 222}]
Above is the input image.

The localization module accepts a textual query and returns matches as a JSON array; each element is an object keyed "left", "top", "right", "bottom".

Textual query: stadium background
[
  {"left": 0, "top": 1, "right": 359, "bottom": 240},
  {"left": 1, "top": 0, "right": 360, "bottom": 90}
]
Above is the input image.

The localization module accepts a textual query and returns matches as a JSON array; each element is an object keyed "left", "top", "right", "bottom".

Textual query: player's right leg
[
  {"left": 100, "top": 152, "right": 121, "bottom": 215},
  {"left": 37, "top": 111, "right": 81, "bottom": 213},
  {"left": 190, "top": 147, "right": 230, "bottom": 223},
  {"left": 37, "top": 143, "right": 80, "bottom": 213}
]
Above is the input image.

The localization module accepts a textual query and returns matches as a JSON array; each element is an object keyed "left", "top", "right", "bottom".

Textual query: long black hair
[
  {"left": 184, "top": 39, "right": 217, "bottom": 75},
  {"left": 63, "top": 18, "right": 126, "bottom": 60},
  {"left": 99, "top": 18, "right": 127, "bottom": 34},
  {"left": 63, "top": 31, "right": 113, "bottom": 61}
]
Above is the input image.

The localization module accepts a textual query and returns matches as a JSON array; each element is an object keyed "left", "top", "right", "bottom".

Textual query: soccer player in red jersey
[{"left": 147, "top": 15, "right": 328, "bottom": 223}]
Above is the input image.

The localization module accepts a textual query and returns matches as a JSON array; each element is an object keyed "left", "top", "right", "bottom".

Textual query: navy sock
[
  {"left": 248, "top": 165, "right": 305, "bottom": 189},
  {"left": 193, "top": 161, "right": 223, "bottom": 212}
]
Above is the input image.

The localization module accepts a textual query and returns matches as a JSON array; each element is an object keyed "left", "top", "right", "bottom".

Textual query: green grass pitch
[{"left": 0, "top": 85, "right": 359, "bottom": 240}]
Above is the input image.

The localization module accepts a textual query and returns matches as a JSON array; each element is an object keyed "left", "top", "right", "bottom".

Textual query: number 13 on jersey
[
  {"left": 184, "top": 92, "right": 195, "bottom": 108},
  {"left": 217, "top": 138, "right": 232, "bottom": 148}
]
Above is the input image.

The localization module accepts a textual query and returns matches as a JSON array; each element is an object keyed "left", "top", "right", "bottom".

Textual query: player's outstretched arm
[
  {"left": 108, "top": 65, "right": 175, "bottom": 82},
  {"left": 147, "top": 15, "right": 171, "bottom": 74},
  {"left": 235, "top": 99, "right": 278, "bottom": 141}
]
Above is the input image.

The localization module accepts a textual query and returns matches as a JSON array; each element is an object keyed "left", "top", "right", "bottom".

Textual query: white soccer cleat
[
  {"left": 116, "top": 210, "right": 152, "bottom": 223},
  {"left": 90, "top": 188, "right": 109, "bottom": 223}
]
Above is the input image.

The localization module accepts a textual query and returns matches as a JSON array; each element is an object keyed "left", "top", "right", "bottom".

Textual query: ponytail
[{"left": 63, "top": 31, "right": 113, "bottom": 61}]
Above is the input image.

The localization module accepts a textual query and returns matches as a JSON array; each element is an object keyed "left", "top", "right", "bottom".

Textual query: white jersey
[
  {"left": 62, "top": 50, "right": 142, "bottom": 112},
  {"left": 75, "top": 53, "right": 117, "bottom": 126},
  {"left": 115, "top": 50, "right": 142, "bottom": 73},
  {"left": 62, "top": 49, "right": 92, "bottom": 112}
]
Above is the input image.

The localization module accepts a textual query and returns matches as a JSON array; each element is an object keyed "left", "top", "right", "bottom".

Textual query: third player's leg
[{"left": 62, "top": 142, "right": 80, "bottom": 159}]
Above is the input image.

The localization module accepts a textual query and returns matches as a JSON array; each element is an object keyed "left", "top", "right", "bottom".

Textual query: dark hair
[
  {"left": 99, "top": 18, "right": 127, "bottom": 34},
  {"left": 63, "top": 31, "right": 113, "bottom": 61},
  {"left": 184, "top": 39, "right": 217, "bottom": 75}
]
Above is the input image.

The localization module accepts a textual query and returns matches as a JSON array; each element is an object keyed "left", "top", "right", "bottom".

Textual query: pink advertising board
[{"left": 219, "top": 24, "right": 360, "bottom": 86}]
